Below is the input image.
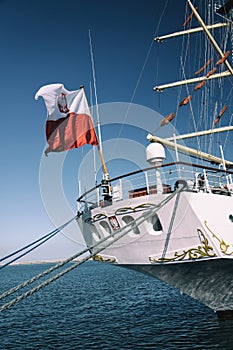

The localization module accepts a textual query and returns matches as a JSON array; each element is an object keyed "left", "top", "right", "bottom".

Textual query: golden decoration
[
  {"left": 149, "top": 229, "right": 216, "bottom": 263},
  {"left": 93, "top": 254, "right": 116, "bottom": 263},
  {"left": 92, "top": 203, "right": 156, "bottom": 222},
  {"left": 115, "top": 203, "right": 157, "bottom": 215},
  {"left": 92, "top": 213, "right": 107, "bottom": 222},
  {"left": 204, "top": 220, "right": 233, "bottom": 255}
]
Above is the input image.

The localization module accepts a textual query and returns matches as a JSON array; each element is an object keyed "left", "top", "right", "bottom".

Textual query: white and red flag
[{"left": 35, "top": 83, "right": 98, "bottom": 156}]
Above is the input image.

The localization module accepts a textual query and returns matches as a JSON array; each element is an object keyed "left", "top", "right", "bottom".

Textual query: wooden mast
[{"left": 97, "top": 145, "right": 110, "bottom": 181}]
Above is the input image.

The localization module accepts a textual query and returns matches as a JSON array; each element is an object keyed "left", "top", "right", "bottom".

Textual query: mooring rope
[
  {"left": 0, "top": 185, "right": 186, "bottom": 313},
  {"left": 0, "top": 216, "right": 77, "bottom": 270},
  {"left": 0, "top": 229, "right": 59, "bottom": 263}
]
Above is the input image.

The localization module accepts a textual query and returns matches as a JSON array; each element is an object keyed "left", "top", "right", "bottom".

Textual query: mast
[
  {"left": 152, "top": 0, "right": 233, "bottom": 167},
  {"left": 147, "top": 133, "right": 233, "bottom": 167},
  {"left": 155, "top": 22, "right": 229, "bottom": 42},
  {"left": 88, "top": 31, "right": 110, "bottom": 183},
  {"left": 82, "top": 85, "right": 110, "bottom": 184},
  {"left": 165, "top": 126, "right": 233, "bottom": 141},
  {"left": 88, "top": 31, "right": 112, "bottom": 201},
  {"left": 89, "top": 31, "right": 103, "bottom": 151},
  {"left": 154, "top": 2, "right": 233, "bottom": 92},
  {"left": 154, "top": 71, "right": 231, "bottom": 91},
  {"left": 187, "top": 0, "right": 233, "bottom": 75}
]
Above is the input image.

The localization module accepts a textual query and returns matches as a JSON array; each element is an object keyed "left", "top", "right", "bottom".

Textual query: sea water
[{"left": 1, "top": 261, "right": 233, "bottom": 349}]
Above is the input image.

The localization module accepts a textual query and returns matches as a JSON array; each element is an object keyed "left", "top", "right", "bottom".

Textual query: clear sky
[{"left": 0, "top": 0, "right": 232, "bottom": 262}]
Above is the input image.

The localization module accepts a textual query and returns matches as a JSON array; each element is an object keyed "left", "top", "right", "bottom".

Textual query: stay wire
[
  {"left": 110, "top": 0, "right": 169, "bottom": 160},
  {"left": 0, "top": 185, "right": 186, "bottom": 312},
  {"left": 0, "top": 231, "right": 59, "bottom": 271},
  {"left": 0, "top": 216, "right": 77, "bottom": 270},
  {"left": 0, "top": 228, "right": 60, "bottom": 263}
]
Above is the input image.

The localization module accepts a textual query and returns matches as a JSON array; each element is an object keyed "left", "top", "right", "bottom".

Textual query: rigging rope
[
  {"left": 109, "top": 0, "right": 169, "bottom": 161},
  {"left": 180, "top": 58, "right": 202, "bottom": 158},
  {"left": 0, "top": 184, "right": 186, "bottom": 313},
  {"left": 0, "top": 216, "right": 77, "bottom": 270},
  {"left": 0, "top": 229, "right": 58, "bottom": 263}
]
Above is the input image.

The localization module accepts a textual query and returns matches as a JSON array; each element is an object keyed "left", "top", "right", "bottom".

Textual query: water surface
[{"left": 1, "top": 262, "right": 233, "bottom": 349}]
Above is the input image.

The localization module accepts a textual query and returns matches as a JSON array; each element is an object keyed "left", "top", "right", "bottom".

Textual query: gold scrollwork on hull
[
  {"left": 93, "top": 254, "right": 116, "bottom": 263},
  {"left": 149, "top": 230, "right": 216, "bottom": 263},
  {"left": 115, "top": 203, "right": 157, "bottom": 215},
  {"left": 92, "top": 203, "right": 157, "bottom": 222},
  {"left": 92, "top": 213, "right": 107, "bottom": 222},
  {"left": 204, "top": 220, "right": 233, "bottom": 255}
]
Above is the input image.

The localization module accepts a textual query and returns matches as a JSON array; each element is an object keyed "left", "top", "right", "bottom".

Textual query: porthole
[
  {"left": 146, "top": 213, "right": 163, "bottom": 235},
  {"left": 122, "top": 215, "right": 140, "bottom": 235},
  {"left": 152, "top": 213, "right": 163, "bottom": 231},
  {"left": 99, "top": 220, "right": 111, "bottom": 236},
  {"left": 91, "top": 223, "right": 101, "bottom": 241}
]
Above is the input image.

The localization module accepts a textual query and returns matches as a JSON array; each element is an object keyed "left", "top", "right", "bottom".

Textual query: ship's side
[
  {"left": 77, "top": 0, "right": 233, "bottom": 316},
  {"left": 77, "top": 161, "right": 233, "bottom": 313}
]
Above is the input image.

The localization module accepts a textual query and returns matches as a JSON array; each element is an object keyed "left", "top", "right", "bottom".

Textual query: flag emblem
[{"left": 57, "top": 93, "right": 69, "bottom": 114}]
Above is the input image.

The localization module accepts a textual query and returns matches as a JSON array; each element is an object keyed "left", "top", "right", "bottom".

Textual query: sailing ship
[
  {"left": 76, "top": 0, "right": 233, "bottom": 318},
  {"left": 1, "top": 0, "right": 231, "bottom": 318}
]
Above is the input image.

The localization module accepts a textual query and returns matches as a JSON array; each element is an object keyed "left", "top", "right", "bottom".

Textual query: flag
[{"left": 35, "top": 83, "right": 99, "bottom": 156}]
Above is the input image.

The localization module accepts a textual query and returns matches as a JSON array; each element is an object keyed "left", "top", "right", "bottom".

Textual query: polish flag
[{"left": 35, "top": 84, "right": 98, "bottom": 156}]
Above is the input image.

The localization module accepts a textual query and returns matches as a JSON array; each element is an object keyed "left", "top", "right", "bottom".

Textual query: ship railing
[{"left": 77, "top": 161, "right": 233, "bottom": 212}]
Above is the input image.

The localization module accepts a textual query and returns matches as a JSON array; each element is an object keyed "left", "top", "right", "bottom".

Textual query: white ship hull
[
  {"left": 124, "top": 259, "right": 233, "bottom": 312},
  {"left": 76, "top": 0, "right": 233, "bottom": 317},
  {"left": 77, "top": 187, "right": 233, "bottom": 314}
]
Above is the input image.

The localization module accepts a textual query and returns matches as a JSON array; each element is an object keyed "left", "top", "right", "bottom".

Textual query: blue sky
[{"left": 0, "top": 0, "right": 232, "bottom": 262}]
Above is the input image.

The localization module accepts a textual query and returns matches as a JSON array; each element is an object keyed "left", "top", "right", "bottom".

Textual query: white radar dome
[{"left": 146, "top": 142, "right": 166, "bottom": 164}]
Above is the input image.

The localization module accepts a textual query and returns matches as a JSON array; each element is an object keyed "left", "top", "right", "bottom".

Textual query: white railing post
[{"left": 145, "top": 171, "right": 150, "bottom": 195}]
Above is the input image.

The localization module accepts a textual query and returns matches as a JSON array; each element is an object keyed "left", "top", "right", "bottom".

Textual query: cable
[
  {"left": 0, "top": 216, "right": 77, "bottom": 270},
  {"left": 0, "top": 185, "right": 186, "bottom": 312}
]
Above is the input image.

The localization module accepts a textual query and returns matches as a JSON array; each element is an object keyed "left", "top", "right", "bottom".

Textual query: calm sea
[{"left": 1, "top": 261, "right": 233, "bottom": 349}]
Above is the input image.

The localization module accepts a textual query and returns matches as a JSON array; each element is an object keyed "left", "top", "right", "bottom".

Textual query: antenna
[
  {"left": 88, "top": 30, "right": 103, "bottom": 151},
  {"left": 88, "top": 30, "right": 112, "bottom": 201}
]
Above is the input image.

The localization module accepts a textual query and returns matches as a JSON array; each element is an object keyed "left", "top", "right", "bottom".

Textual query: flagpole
[
  {"left": 88, "top": 31, "right": 112, "bottom": 200},
  {"left": 80, "top": 85, "right": 110, "bottom": 186},
  {"left": 97, "top": 145, "right": 110, "bottom": 181},
  {"left": 89, "top": 30, "right": 103, "bottom": 152}
]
